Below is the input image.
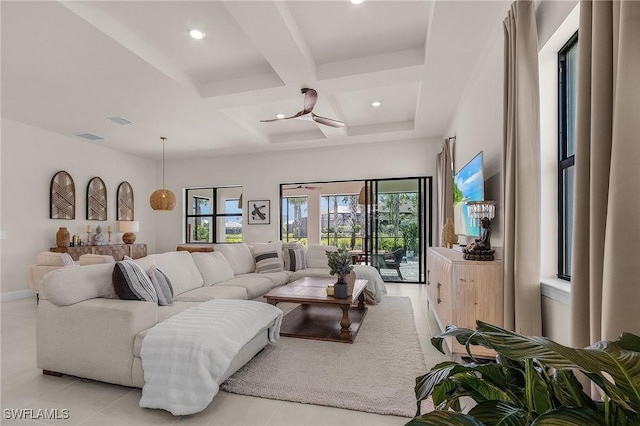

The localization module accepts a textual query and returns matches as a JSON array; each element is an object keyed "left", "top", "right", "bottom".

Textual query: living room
[{"left": 2, "top": 1, "right": 639, "bottom": 425}]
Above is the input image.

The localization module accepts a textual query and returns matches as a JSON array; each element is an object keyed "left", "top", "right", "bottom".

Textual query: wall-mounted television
[{"left": 453, "top": 151, "right": 484, "bottom": 236}]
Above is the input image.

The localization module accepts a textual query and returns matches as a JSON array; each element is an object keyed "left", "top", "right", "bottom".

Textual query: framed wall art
[
  {"left": 50, "top": 170, "right": 76, "bottom": 219},
  {"left": 117, "top": 181, "right": 134, "bottom": 221},
  {"left": 86, "top": 177, "right": 107, "bottom": 220},
  {"left": 248, "top": 200, "right": 270, "bottom": 225}
]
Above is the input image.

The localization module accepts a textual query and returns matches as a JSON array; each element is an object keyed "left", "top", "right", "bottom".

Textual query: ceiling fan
[
  {"left": 260, "top": 88, "right": 345, "bottom": 128},
  {"left": 283, "top": 184, "right": 323, "bottom": 191}
]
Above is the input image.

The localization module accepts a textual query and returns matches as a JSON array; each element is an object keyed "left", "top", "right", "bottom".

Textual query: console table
[
  {"left": 426, "top": 247, "right": 503, "bottom": 358},
  {"left": 50, "top": 243, "right": 147, "bottom": 261}
]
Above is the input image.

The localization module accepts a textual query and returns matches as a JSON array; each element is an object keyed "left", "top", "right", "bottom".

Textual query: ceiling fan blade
[
  {"left": 311, "top": 113, "right": 345, "bottom": 128},
  {"left": 260, "top": 110, "right": 304, "bottom": 123},
  {"left": 302, "top": 88, "right": 317, "bottom": 114}
]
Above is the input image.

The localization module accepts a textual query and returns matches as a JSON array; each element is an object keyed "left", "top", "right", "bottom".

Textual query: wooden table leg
[{"left": 340, "top": 305, "right": 352, "bottom": 340}]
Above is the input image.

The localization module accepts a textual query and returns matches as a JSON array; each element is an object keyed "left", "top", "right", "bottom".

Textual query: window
[
  {"left": 320, "top": 194, "right": 363, "bottom": 249},
  {"left": 185, "top": 187, "right": 242, "bottom": 243},
  {"left": 281, "top": 196, "right": 308, "bottom": 244},
  {"left": 558, "top": 32, "right": 578, "bottom": 280}
]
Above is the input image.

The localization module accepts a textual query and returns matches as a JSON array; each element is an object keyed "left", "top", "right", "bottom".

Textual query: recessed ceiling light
[
  {"left": 276, "top": 113, "right": 285, "bottom": 119},
  {"left": 371, "top": 101, "right": 381, "bottom": 107},
  {"left": 351, "top": 0, "right": 364, "bottom": 4},
  {"left": 189, "top": 29, "right": 205, "bottom": 40}
]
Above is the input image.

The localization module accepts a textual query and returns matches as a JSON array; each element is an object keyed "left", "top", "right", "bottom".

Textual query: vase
[
  {"left": 333, "top": 276, "right": 348, "bottom": 299},
  {"left": 56, "top": 227, "right": 70, "bottom": 247}
]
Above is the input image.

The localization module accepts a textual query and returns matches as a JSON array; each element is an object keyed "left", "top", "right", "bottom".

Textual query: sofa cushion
[
  {"left": 237, "top": 271, "right": 292, "bottom": 288},
  {"left": 174, "top": 286, "right": 248, "bottom": 302},
  {"left": 37, "top": 252, "right": 74, "bottom": 266},
  {"left": 157, "top": 301, "right": 200, "bottom": 323},
  {"left": 306, "top": 244, "right": 337, "bottom": 268},
  {"left": 283, "top": 248, "right": 306, "bottom": 272},
  {"left": 79, "top": 254, "right": 116, "bottom": 266},
  {"left": 191, "top": 252, "right": 235, "bottom": 285},
  {"left": 112, "top": 260, "right": 158, "bottom": 303},
  {"left": 253, "top": 243, "right": 284, "bottom": 273},
  {"left": 215, "top": 276, "right": 272, "bottom": 299},
  {"left": 213, "top": 243, "right": 255, "bottom": 275},
  {"left": 40, "top": 263, "right": 118, "bottom": 305},
  {"left": 146, "top": 251, "right": 203, "bottom": 296},
  {"left": 132, "top": 255, "right": 157, "bottom": 272},
  {"left": 148, "top": 266, "right": 174, "bottom": 306}
]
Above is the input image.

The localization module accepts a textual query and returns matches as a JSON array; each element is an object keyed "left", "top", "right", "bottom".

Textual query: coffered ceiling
[{"left": 1, "top": 1, "right": 510, "bottom": 160}]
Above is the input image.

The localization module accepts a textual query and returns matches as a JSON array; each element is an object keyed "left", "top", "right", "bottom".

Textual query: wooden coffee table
[{"left": 264, "top": 277, "right": 368, "bottom": 343}]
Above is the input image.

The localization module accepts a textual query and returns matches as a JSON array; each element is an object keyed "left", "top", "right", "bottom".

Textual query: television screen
[{"left": 453, "top": 152, "right": 484, "bottom": 237}]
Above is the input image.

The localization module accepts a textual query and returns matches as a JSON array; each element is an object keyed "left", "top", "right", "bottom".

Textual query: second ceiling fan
[{"left": 260, "top": 88, "right": 345, "bottom": 128}]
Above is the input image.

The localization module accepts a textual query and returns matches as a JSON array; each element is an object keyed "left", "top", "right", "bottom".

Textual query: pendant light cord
[{"left": 161, "top": 136, "right": 167, "bottom": 190}]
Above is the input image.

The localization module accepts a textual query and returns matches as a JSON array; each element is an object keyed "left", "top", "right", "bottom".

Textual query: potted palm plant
[
  {"left": 326, "top": 248, "right": 354, "bottom": 299},
  {"left": 408, "top": 321, "right": 640, "bottom": 425}
]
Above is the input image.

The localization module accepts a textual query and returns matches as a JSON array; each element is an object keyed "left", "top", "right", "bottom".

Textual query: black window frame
[
  {"left": 185, "top": 187, "right": 242, "bottom": 244},
  {"left": 557, "top": 31, "right": 578, "bottom": 280}
]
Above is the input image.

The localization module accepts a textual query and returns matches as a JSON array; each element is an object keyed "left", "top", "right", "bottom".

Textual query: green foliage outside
[
  {"left": 225, "top": 234, "right": 242, "bottom": 243},
  {"left": 195, "top": 225, "right": 209, "bottom": 241}
]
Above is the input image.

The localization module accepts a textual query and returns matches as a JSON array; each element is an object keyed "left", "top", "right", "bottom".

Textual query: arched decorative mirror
[
  {"left": 50, "top": 170, "right": 76, "bottom": 219},
  {"left": 86, "top": 177, "right": 107, "bottom": 220},
  {"left": 117, "top": 181, "right": 134, "bottom": 221}
]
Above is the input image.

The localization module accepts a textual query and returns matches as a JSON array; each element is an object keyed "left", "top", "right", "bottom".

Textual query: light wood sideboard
[
  {"left": 426, "top": 247, "right": 503, "bottom": 358},
  {"left": 50, "top": 243, "right": 147, "bottom": 261}
]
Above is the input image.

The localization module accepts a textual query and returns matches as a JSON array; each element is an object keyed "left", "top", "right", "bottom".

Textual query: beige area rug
[{"left": 220, "top": 296, "right": 426, "bottom": 417}]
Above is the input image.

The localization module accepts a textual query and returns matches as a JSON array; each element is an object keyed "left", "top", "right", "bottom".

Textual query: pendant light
[{"left": 149, "top": 136, "right": 176, "bottom": 211}]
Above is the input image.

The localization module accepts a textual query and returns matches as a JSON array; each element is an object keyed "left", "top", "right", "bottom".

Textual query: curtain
[
  {"left": 436, "top": 138, "right": 454, "bottom": 247},
  {"left": 570, "top": 0, "right": 640, "bottom": 348},
  {"left": 503, "top": 0, "right": 541, "bottom": 335}
]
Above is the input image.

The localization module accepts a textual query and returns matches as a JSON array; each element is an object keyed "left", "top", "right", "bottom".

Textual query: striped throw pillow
[
  {"left": 283, "top": 248, "right": 306, "bottom": 272},
  {"left": 148, "top": 266, "right": 174, "bottom": 306},
  {"left": 112, "top": 260, "right": 158, "bottom": 303},
  {"left": 254, "top": 251, "right": 283, "bottom": 273}
]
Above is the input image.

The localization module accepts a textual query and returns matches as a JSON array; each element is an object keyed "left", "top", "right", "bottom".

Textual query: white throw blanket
[
  {"left": 353, "top": 265, "right": 388, "bottom": 303},
  {"left": 139, "top": 299, "right": 283, "bottom": 415}
]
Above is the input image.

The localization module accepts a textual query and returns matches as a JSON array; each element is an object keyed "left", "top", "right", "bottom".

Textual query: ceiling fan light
[
  {"left": 371, "top": 101, "right": 381, "bottom": 107},
  {"left": 351, "top": 0, "right": 364, "bottom": 4},
  {"left": 189, "top": 29, "right": 205, "bottom": 40},
  {"left": 276, "top": 113, "right": 285, "bottom": 119}
]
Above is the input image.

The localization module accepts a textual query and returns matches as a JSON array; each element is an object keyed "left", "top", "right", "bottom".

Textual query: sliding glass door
[
  {"left": 363, "top": 177, "right": 430, "bottom": 283},
  {"left": 280, "top": 177, "right": 431, "bottom": 284}
]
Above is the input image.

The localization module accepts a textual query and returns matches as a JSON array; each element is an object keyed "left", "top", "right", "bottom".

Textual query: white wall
[
  {"left": 442, "top": 11, "right": 506, "bottom": 247},
  {"left": 155, "top": 138, "right": 442, "bottom": 253},
  {"left": 0, "top": 118, "right": 157, "bottom": 296}
]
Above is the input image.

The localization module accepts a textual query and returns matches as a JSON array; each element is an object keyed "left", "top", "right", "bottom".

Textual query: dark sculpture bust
[{"left": 463, "top": 217, "right": 495, "bottom": 261}]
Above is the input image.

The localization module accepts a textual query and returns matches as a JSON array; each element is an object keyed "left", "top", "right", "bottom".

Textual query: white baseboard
[{"left": 1, "top": 289, "right": 35, "bottom": 302}]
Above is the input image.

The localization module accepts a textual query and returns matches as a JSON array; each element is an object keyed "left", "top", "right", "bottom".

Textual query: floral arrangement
[{"left": 326, "top": 248, "right": 354, "bottom": 277}]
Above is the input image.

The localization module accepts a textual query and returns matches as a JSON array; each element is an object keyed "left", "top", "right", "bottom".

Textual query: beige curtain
[
  {"left": 570, "top": 0, "right": 640, "bottom": 348},
  {"left": 436, "top": 138, "right": 454, "bottom": 247},
  {"left": 503, "top": 0, "right": 542, "bottom": 336}
]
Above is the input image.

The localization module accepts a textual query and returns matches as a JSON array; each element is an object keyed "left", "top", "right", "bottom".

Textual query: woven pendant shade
[
  {"left": 150, "top": 189, "right": 176, "bottom": 211},
  {"left": 150, "top": 136, "right": 176, "bottom": 211}
]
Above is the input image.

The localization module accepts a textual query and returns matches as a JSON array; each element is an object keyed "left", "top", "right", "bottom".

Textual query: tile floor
[{"left": 1, "top": 284, "right": 450, "bottom": 426}]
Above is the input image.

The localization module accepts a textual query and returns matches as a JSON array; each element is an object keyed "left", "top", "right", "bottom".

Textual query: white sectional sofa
[{"left": 36, "top": 242, "right": 386, "bottom": 389}]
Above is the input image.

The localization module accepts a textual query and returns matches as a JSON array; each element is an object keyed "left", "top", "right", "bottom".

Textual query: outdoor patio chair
[{"left": 374, "top": 248, "right": 405, "bottom": 280}]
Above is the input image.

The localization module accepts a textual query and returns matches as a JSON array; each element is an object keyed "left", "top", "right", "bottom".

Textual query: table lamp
[{"left": 119, "top": 221, "right": 139, "bottom": 244}]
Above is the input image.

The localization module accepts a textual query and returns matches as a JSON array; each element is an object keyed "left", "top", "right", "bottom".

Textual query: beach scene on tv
[{"left": 453, "top": 152, "right": 484, "bottom": 237}]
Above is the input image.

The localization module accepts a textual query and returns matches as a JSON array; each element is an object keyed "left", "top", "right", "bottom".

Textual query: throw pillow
[
  {"left": 112, "top": 260, "right": 158, "bottom": 303},
  {"left": 283, "top": 248, "right": 306, "bottom": 272},
  {"left": 254, "top": 250, "right": 283, "bottom": 273},
  {"left": 148, "top": 266, "right": 174, "bottom": 306}
]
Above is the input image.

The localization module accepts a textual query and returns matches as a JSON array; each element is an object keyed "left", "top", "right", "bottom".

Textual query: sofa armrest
[
  {"left": 27, "top": 265, "right": 65, "bottom": 294},
  {"left": 37, "top": 298, "right": 158, "bottom": 387}
]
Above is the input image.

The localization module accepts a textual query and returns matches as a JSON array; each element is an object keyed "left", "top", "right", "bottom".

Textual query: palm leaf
[
  {"left": 550, "top": 370, "right": 596, "bottom": 409},
  {"left": 468, "top": 400, "right": 530, "bottom": 426},
  {"left": 406, "top": 410, "right": 485, "bottom": 426},
  {"left": 530, "top": 407, "right": 604, "bottom": 425},
  {"left": 415, "top": 362, "right": 475, "bottom": 414}
]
